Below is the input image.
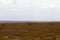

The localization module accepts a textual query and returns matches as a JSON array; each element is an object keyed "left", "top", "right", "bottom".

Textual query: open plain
[{"left": 0, "top": 22, "right": 60, "bottom": 40}]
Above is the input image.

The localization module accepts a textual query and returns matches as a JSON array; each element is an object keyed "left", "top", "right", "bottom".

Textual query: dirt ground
[{"left": 0, "top": 22, "right": 60, "bottom": 40}]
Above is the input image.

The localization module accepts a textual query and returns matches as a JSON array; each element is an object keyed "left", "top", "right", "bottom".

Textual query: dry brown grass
[{"left": 0, "top": 22, "right": 60, "bottom": 40}]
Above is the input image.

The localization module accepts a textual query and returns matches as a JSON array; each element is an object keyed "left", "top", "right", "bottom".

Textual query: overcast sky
[{"left": 0, "top": 0, "right": 60, "bottom": 21}]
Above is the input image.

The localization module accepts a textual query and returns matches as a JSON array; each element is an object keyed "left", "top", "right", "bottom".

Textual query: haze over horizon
[{"left": 0, "top": 0, "right": 60, "bottom": 21}]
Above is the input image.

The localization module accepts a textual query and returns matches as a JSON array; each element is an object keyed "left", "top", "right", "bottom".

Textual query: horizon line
[{"left": 0, "top": 21, "right": 59, "bottom": 23}]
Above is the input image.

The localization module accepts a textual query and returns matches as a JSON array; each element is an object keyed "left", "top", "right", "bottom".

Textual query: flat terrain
[{"left": 0, "top": 22, "right": 60, "bottom": 40}]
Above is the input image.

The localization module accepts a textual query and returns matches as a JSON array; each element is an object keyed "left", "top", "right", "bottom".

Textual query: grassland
[{"left": 0, "top": 22, "right": 60, "bottom": 40}]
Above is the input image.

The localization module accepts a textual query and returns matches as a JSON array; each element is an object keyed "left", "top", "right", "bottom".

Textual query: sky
[{"left": 0, "top": 0, "right": 60, "bottom": 21}]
